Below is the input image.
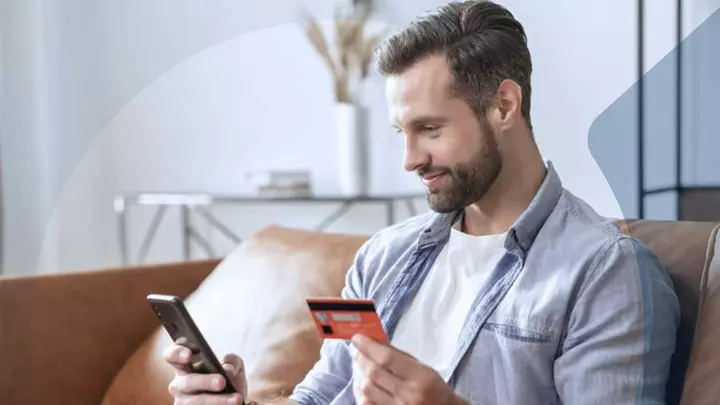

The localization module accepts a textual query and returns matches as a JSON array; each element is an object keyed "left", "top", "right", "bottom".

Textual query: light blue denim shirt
[{"left": 289, "top": 162, "right": 680, "bottom": 405}]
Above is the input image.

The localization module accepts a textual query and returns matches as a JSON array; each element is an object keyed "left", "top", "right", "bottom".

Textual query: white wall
[{"left": 2, "top": 0, "right": 719, "bottom": 274}]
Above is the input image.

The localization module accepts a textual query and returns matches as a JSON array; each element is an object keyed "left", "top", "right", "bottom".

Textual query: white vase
[{"left": 335, "top": 103, "right": 370, "bottom": 196}]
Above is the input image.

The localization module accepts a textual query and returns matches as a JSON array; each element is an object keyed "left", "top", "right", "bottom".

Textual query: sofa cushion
[{"left": 101, "top": 226, "right": 368, "bottom": 405}]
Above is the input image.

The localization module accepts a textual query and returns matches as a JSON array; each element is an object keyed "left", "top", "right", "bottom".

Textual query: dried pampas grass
[{"left": 300, "top": 1, "right": 386, "bottom": 104}]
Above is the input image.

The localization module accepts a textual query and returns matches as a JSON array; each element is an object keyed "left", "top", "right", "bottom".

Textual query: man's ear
[{"left": 493, "top": 79, "right": 523, "bottom": 130}]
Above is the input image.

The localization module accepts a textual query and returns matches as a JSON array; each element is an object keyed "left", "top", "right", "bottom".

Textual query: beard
[{"left": 421, "top": 120, "right": 503, "bottom": 213}]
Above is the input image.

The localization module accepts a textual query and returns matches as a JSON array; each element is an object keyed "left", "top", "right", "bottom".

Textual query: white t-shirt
[{"left": 389, "top": 227, "right": 507, "bottom": 378}]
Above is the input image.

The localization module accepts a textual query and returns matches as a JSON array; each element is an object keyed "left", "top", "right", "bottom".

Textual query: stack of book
[{"left": 246, "top": 170, "right": 313, "bottom": 197}]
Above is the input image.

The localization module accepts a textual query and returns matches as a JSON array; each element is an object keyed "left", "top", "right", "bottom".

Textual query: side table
[{"left": 114, "top": 192, "right": 426, "bottom": 266}]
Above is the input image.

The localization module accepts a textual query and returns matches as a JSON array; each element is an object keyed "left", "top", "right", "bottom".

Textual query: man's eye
[{"left": 422, "top": 126, "right": 437, "bottom": 132}]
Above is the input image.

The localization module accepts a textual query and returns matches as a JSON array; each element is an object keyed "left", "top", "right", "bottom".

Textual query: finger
[
  {"left": 176, "top": 392, "right": 244, "bottom": 405},
  {"left": 353, "top": 382, "right": 381, "bottom": 405},
  {"left": 354, "top": 350, "right": 400, "bottom": 395},
  {"left": 354, "top": 381, "right": 383, "bottom": 405},
  {"left": 360, "top": 380, "right": 395, "bottom": 405},
  {"left": 222, "top": 362, "right": 236, "bottom": 377},
  {"left": 163, "top": 344, "right": 192, "bottom": 363},
  {"left": 220, "top": 353, "right": 244, "bottom": 376},
  {"left": 221, "top": 353, "right": 248, "bottom": 396},
  {"left": 162, "top": 344, "right": 193, "bottom": 373},
  {"left": 351, "top": 334, "right": 415, "bottom": 376},
  {"left": 355, "top": 395, "right": 381, "bottom": 405},
  {"left": 168, "top": 373, "right": 228, "bottom": 396}
]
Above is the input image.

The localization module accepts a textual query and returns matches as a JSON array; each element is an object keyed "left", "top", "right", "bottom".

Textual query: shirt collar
[{"left": 418, "top": 161, "right": 563, "bottom": 258}]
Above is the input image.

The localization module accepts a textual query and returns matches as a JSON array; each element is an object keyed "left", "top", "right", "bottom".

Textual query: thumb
[
  {"left": 221, "top": 353, "right": 244, "bottom": 377},
  {"left": 221, "top": 353, "right": 249, "bottom": 399}
]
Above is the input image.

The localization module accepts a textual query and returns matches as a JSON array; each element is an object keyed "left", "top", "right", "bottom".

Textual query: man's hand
[
  {"left": 163, "top": 339, "right": 248, "bottom": 405},
  {"left": 350, "top": 334, "right": 469, "bottom": 405}
]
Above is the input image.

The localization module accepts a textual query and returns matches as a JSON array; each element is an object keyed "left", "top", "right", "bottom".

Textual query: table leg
[
  {"left": 405, "top": 198, "right": 418, "bottom": 217},
  {"left": 188, "top": 226, "right": 216, "bottom": 257},
  {"left": 181, "top": 206, "right": 191, "bottom": 260},
  {"left": 115, "top": 197, "right": 128, "bottom": 266},
  {"left": 195, "top": 206, "right": 242, "bottom": 244},
  {"left": 386, "top": 200, "right": 395, "bottom": 226},
  {"left": 136, "top": 205, "right": 168, "bottom": 264},
  {"left": 313, "top": 201, "right": 353, "bottom": 231}
]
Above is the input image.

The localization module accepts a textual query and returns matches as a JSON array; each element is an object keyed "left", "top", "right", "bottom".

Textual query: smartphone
[
  {"left": 306, "top": 298, "right": 388, "bottom": 343},
  {"left": 146, "top": 294, "right": 240, "bottom": 397}
]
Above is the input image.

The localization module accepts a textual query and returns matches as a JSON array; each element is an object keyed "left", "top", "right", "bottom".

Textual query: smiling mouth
[
  {"left": 422, "top": 172, "right": 448, "bottom": 187},
  {"left": 420, "top": 170, "right": 447, "bottom": 180}
]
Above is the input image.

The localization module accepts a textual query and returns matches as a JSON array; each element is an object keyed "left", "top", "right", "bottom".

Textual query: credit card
[{"left": 306, "top": 298, "right": 388, "bottom": 343}]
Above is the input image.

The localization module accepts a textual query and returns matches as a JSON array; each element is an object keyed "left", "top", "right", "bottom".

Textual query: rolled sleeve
[{"left": 554, "top": 237, "right": 681, "bottom": 404}]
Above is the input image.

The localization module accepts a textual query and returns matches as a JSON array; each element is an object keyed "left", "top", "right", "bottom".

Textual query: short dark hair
[{"left": 376, "top": 0, "right": 533, "bottom": 131}]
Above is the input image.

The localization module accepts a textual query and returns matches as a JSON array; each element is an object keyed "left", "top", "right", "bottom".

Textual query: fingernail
[
  {"left": 214, "top": 376, "right": 224, "bottom": 390},
  {"left": 223, "top": 362, "right": 237, "bottom": 375},
  {"left": 180, "top": 350, "right": 190, "bottom": 360},
  {"left": 228, "top": 395, "right": 238, "bottom": 405}
]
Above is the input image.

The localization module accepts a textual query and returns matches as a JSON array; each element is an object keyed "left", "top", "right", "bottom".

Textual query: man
[{"left": 164, "top": 1, "right": 681, "bottom": 404}]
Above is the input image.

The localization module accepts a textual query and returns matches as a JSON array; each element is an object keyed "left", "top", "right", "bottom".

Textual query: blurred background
[{"left": 1, "top": 0, "right": 719, "bottom": 275}]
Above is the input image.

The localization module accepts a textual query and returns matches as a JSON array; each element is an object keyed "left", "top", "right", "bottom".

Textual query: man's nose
[{"left": 403, "top": 138, "right": 428, "bottom": 173}]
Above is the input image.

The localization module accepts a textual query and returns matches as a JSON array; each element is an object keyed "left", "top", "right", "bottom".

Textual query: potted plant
[{"left": 300, "top": 0, "right": 385, "bottom": 196}]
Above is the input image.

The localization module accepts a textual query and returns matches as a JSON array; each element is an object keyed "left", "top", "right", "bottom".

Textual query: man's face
[{"left": 386, "top": 54, "right": 502, "bottom": 213}]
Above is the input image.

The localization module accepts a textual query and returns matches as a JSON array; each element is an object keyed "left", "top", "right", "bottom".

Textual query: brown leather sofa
[{"left": 0, "top": 220, "right": 718, "bottom": 405}]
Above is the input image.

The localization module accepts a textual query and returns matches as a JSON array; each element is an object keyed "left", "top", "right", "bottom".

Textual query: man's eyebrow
[{"left": 396, "top": 115, "right": 448, "bottom": 130}]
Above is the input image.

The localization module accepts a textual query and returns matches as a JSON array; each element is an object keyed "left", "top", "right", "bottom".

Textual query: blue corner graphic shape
[{"left": 589, "top": 7, "right": 720, "bottom": 220}]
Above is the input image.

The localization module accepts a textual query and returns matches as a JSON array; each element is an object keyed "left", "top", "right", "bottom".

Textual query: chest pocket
[
  {"left": 483, "top": 321, "right": 554, "bottom": 344},
  {"left": 480, "top": 313, "right": 558, "bottom": 346}
]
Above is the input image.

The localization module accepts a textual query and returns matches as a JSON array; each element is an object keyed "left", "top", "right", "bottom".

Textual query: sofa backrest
[
  {"left": 102, "top": 220, "right": 719, "bottom": 405},
  {"left": 676, "top": 223, "right": 720, "bottom": 405},
  {"left": 622, "top": 220, "right": 719, "bottom": 405}
]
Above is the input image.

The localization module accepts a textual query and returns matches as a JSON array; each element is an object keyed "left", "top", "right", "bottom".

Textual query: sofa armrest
[{"left": 0, "top": 258, "right": 220, "bottom": 405}]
